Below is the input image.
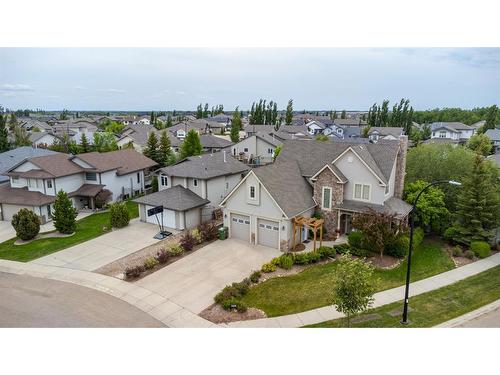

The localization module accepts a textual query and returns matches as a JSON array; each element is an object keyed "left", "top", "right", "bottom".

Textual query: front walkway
[
  {"left": 225, "top": 252, "right": 500, "bottom": 327},
  {"left": 136, "top": 239, "right": 281, "bottom": 314},
  {"left": 31, "top": 219, "right": 160, "bottom": 271}
]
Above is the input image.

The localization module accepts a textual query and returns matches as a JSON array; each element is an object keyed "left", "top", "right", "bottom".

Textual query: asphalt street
[{"left": 0, "top": 272, "right": 164, "bottom": 327}]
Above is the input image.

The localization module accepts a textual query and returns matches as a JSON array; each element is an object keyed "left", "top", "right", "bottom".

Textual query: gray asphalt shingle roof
[
  {"left": 133, "top": 185, "right": 209, "bottom": 211},
  {"left": 485, "top": 129, "right": 500, "bottom": 141},
  {"left": 0, "top": 147, "right": 60, "bottom": 183},
  {"left": 253, "top": 159, "right": 316, "bottom": 217},
  {"left": 159, "top": 151, "right": 249, "bottom": 179}
]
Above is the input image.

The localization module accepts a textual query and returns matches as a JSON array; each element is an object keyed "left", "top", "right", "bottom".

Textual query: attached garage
[
  {"left": 257, "top": 218, "right": 280, "bottom": 249},
  {"left": 230, "top": 214, "right": 250, "bottom": 242},
  {"left": 142, "top": 204, "right": 176, "bottom": 228}
]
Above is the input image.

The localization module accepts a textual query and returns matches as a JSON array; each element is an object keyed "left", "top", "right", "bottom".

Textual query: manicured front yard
[
  {"left": 308, "top": 265, "right": 500, "bottom": 327},
  {"left": 240, "top": 239, "right": 455, "bottom": 317},
  {"left": 0, "top": 201, "right": 138, "bottom": 262}
]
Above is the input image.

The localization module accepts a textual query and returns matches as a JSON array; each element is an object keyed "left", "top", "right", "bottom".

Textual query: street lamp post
[{"left": 401, "top": 180, "right": 461, "bottom": 325}]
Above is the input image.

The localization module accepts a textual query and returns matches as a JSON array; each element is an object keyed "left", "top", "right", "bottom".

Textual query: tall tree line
[
  {"left": 249, "top": 99, "right": 279, "bottom": 125},
  {"left": 367, "top": 98, "right": 414, "bottom": 135}
]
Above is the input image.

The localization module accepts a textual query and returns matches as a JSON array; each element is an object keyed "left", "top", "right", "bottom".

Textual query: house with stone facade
[{"left": 220, "top": 137, "right": 411, "bottom": 250}]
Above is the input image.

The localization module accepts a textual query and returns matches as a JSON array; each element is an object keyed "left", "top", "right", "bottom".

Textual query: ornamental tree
[
  {"left": 53, "top": 190, "right": 78, "bottom": 234},
  {"left": 331, "top": 254, "right": 376, "bottom": 327}
]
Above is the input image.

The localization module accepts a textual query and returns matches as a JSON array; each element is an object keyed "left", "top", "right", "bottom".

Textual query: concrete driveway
[
  {"left": 31, "top": 219, "right": 161, "bottom": 271},
  {"left": 136, "top": 238, "right": 281, "bottom": 314}
]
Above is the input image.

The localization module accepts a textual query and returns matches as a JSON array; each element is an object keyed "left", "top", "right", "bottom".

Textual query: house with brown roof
[
  {"left": 220, "top": 136, "right": 411, "bottom": 250},
  {"left": 0, "top": 149, "right": 156, "bottom": 222}
]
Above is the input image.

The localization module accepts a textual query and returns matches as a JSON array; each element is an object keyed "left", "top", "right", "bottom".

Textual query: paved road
[
  {"left": 457, "top": 306, "right": 500, "bottom": 328},
  {"left": 0, "top": 272, "right": 164, "bottom": 327}
]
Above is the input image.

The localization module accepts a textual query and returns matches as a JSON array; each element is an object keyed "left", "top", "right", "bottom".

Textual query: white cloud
[
  {"left": 0, "top": 83, "right": 34, "bottom": 91},
  {"left": 97, "top": 88, "right": 126, "bottom": 93}
]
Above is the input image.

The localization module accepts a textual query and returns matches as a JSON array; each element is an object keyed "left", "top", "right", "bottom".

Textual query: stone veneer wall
[
  {"left": 313, "top": 168, "right": 344, "bottom": 235},
  {"left": 394, "top": 135, "right": 408, "bottom": 199}
]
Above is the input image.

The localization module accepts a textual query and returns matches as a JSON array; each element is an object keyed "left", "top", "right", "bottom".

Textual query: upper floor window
[
  {"left": 244, "top": 147, "right": 249, "bottom": 152},
  {"left": 11, "top": 177, "right": 19, "bottom": 184},
  {"left": 29, "top": 178, "right": 41, "bottom": 189},
  {"left": 249, "top": 185, "right": 256, "bottom": 199},
  {"left": 193, "top": 179, "right": 198, "bottom": 187},
  {"left": 137, "top": 172, "right": 140, "bottom": 184},
  {"left": 85, "top": 172, "right": 97, "bottom": 181},
  {"left": 322, "top": 187, "right": 332, "bottom": 210},
  {"left": 47, "top": 179, "right": 53, "bottom": 189},
  {"left": 267, "top": 148, "right": 273, "bottom": 154},
  {"left": 161, "top": 175, "right": 168, "bottom": 186},
  {"left": 354, "top": 183, "right": 370, "bottom": 201},
  {"left": 439, "top": 131, "right": 446, "bottom": 138}
]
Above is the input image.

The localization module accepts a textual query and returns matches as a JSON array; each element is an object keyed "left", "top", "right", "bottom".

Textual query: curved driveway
[{"left": 0, "top": 272, "right": 164, "bottom": 327}]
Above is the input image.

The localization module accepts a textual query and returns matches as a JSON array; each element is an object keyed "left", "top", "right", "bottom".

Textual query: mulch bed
[
  {"left": 366, "top": 254, "right": 401, "bottom": 269},
  {"left": 289, "top": 243, "right": 305, "bottom": 252},
  {"left": 199, "top": 304, "right": 266, "bottom": 324}
]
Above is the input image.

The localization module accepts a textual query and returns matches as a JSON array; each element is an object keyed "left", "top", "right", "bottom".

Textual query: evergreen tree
[
  {"left": 484, "top": 104, "right": 498, "bottom": 131},
  {"left": 0, "top": 111, "right": 9, "bottom": 152},
  {"left": 143, "top": 132, "right": 159, "bottom": 163},
  {"left": 180, "top": 129, "right": 203, "bottom": 159},
  {"left": 203, "top": 103, "right": 209, "bottom": 118},
  {"left": 166, "top": 114, "right": 173, "bottom": 127},
  {"left": 8, "top": 113, "right": 18, "bottom": 130},
  {"left": 158, "top": 130, "right": 172, "bottom": 167},
  {"left": 340, "top": 110, "right": 347, "bottom": 119},
  {"left": 451, "top": 155, "right": 499, "bottom": 245},
  {"left": 13, "top": 125, "right": 31, "bottom": 146},
  {"left": 53, "top": 190, "right": 78, "bottom": 234},
  {"left": 285, "top": 99, "right": 293, "bottom": 125},
  {"left": 196, "top": 104, "right": 203, "bottom": 119},
  {"left": 80, "top": 133, "right": 91, "bottom": 153},
  {"left": 150, "top": 111, "right": 155, "bottom": 124},
  {"left": 230, "top": 107, "right": 242, "bottom": 143},
  {"left": 59, "top": 109, "right": 69, "bottom": 120}
]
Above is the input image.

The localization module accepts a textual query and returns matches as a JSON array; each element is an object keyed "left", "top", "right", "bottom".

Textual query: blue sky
[{"left": 0, "top": 48, "right": 498, "bottom": 111}]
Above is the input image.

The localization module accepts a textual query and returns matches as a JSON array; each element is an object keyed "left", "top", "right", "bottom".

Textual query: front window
[
  {"left": 137, "top": 172, "right": 140, "bottom": 183},
  {"left": 85, "top": 172, "right": 97, "bottom": 181},
  {"left": 193, "top": 179, "right": 198, "bottom": 187},
  {"left": 354, "top": 184, "right": 370, "bottom": 201},
  {"left": 244, "top": 147, "right": 249, "bottom": 152},
  {"left": 439, "top": 131, "right": 446, "bottom": 138},
  {"left": 322, "top": 187, "right": 332, "bottom": 210},
  {"left": 268, "top": 148, "right": 273, "bottom": 154},
  {"left": 47, "top": 179, "right": 53, "bottom": 189}
]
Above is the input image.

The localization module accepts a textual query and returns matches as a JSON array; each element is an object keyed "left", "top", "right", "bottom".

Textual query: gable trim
[
  {"left": 331, "top": 146, "right": 386, "bottom": 186},
  {"left": 310, "top": 164, "right": 346, "bottom": 184}
]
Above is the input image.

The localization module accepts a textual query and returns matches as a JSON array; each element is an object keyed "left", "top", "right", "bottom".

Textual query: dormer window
[
  {"left": 249, "top": 185, "right": 256, "bottom": 199},
  {"left": 161, "top": 175, "right": 168, "bottom": 186}
]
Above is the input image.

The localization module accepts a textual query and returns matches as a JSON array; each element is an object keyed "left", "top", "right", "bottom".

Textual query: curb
[{"left": 435, "top": 299, "right": 500, "bottom": 328}]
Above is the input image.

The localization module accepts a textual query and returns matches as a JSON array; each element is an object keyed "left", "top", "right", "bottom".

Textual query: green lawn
[
  {"left": 0, "top": 201, "right": 138, "bottom": 262},
  {"left": 308, "top": 265, "right": 500, "bottom": 328},
  {"left": 240, "top": 239, "right": 455, "bottom": 317}
]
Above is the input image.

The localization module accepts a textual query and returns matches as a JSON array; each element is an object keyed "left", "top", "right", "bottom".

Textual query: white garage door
[
  {"left": 145, "top": 205, "right": 176, "bottom": 228},
  {"left": 230, "top": 214, "right": 250, "bottom": 242},
  {"left": 257, "top": 218, "right": 279, "bottom": 249}
]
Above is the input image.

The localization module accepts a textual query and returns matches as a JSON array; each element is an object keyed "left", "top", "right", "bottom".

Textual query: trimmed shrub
[
  {"left": 53, "top": 190, "right": 78, "bottom": 234},
  {"left": 144, "top": 257, "right": 159, "bottom": 270},
  {"left": 198, "top": 221, "right": 219, "bottom": 242},
  {"left": 452, "top": 246, "right": 463, "bottom": 257},
  {"left": 214, "top": 281, "right": 250, "bottom": 304},
  {"left": 278, "top": 254, "right": 294, "bottom": 270},
  {"left": 349, "top": 246, "right": 370, "bottom": 257},
  {"left": 221, "top": 298, "right": 248, "bottom": 313},
  {"left": 168, "top": 244, "right": 184, "bottom": 257},
  {"left": 109, "top": 202, "right": 130, "bottom": 228},
  {"left": 293, "top": 252, "right": 310, "bottom": 265},
  {"left": 317, "top": 246, "right": 336, "bottom": 259},
  {"left": 250, "top": 270, "right": 261, "bottom": 283},
  {"left": 334, "top": 243, "right": 351, "bottom": 254},
  {"left": 191, "top": 228, "right": 202, "bottom": 244},
  {"left": 270, "top": 257, "right": 281, "bottom": 266},
  {"left": 443, "top": 227, "right": 458, "bottom": 243},
  {"left": 154, "top": 248, "right": 170, "bottom": 264},
  {"left": 124, "top": 265, "right": 144, "bottom": 279},
  {"left": 232, "top": 280, "right": 250, "bottom": 295},
  {"left": 464, "top": 250, "right": 475, "bottom": 260},
  {"left": 11, "top": 208, "right": 40, "bottom": 240},
  {"left": 261, "top": 262, "right": 277, "bottom": 273},
  {"left": 179, "top": 231, "right": 196, "bottom": 251},
  {"left": 384, "top": 235, "right": 408, "bottom": 258},
  {"left": 348, "top": 231, "right": 364, "bottom": 249},
  {"left": 470, "top": 241, "right": 491, "bottom": 259},
  {"left": 306, "top": 251, "right": 322, "bottom": 263}
]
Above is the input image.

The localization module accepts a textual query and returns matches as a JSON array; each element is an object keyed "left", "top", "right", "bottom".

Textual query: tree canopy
[
  {"left": 230, "top": 107, "right": 242, "bottom": 143},
  {"left": 285, "top": 99, "right": 293, "bottom": 125},
  {"left": 180, "top": 129, "right": 203, "bottom": 159},
  {"left": 467, "top": 133, "right": 493, "bottom": 156},
  {"left": 404, "top": 180, "right": 449, "bottom": 227}
]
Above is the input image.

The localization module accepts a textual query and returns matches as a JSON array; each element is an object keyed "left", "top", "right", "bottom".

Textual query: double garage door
[
  {"left": 230, "top": 214, "right": 279, "bottom": 249},
  {"left": 143, "top": 205, "right": 176, "bottom": 228}
]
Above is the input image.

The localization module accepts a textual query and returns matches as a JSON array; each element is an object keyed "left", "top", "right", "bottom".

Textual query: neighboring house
[
  {"left": 368, "top": 127, "right": 404, "bottom": 142},
  {"left": 220, "top": 137, "right": 411, "bottom": 250},
  {"left": 229, "top": 132, "right": 282, "bottom": 164},
  {"left": 29, "top": 132, "right": 59, "bottom": 148},
  {"left": 50, "top": 120, "right": 99, "bottom": 144},
  {"left": 471, "top": 120, "right": 486, "bottom": 130},
  {"left": 137, "top": 116, "right": 151, "bottom": 125},
  {"left": 117, "top": 124, "right": 181, "bottom": 153},
  {"left": 0, "top": 147, "right": 60, "bottom": 185},
  {"left": 168, "top": 122, "right": 206, "bottom": 140},
  {"left": 430, "top": 122, "right": 475, "bottom": 141},
  {"left": 0, "top": 149, "right": 156, "bottom": 222},
  {"left": 133, "top": 185, "right": 210, "bottom": 231},
  {"left": 306, "top": 121, "right": 327, "bottom": 136},
  {"left": 485, "top": 128, "right": 500, "bottom": 152},
  {"left": 18, "top": 118, "right": 52, "bottom": 132},
  {"left": 137, "top": 152, "right": 249, "bottom": 230},
  {"left": 243, "top": 124, "right": 310, "bottom": 140},
  {"left": 199, "top": 134, "right": 233, "bottom": 153},
  {"left": 487, "top": 153, "right": 500, "bottom": 168}
]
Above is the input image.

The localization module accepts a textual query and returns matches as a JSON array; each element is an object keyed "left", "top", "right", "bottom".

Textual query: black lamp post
[{"left": 401, "top": 179, "right": 461, "bottom": 325}]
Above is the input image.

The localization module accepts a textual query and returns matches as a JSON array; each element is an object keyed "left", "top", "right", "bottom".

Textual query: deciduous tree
[
  {"left": 285, "top": 99, "right": 293, "bottom": 125},
  {"left": 230, "top": 107, "right": 242, "bottom": 143}
]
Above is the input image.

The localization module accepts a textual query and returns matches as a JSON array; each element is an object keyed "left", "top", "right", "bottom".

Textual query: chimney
[
  {"left": 223, "top": 150, "right": 226, "bottom": 163},
  {"left": 394, "top": 135, "right": 408, "bottom": 198}
]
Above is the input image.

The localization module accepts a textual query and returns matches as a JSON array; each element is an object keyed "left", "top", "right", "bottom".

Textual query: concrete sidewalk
[
  {"left": 0, "top": 259, "right": 215, "bottom": 328},
  {"left": 225, "top": 252, "right": 500, "bottom": 327}
]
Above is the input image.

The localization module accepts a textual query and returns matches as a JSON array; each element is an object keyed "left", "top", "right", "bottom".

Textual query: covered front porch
[{"left": 69, "top": 184, "right": 109, "bottom": 211}]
